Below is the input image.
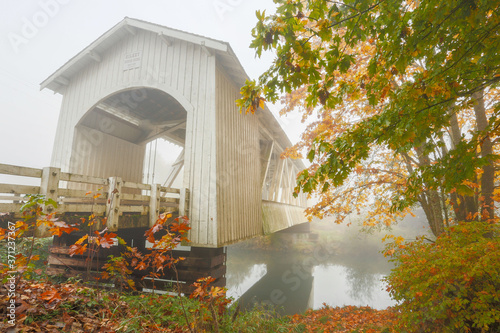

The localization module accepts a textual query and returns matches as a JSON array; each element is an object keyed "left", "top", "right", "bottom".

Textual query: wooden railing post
[
  {"left": 150, "top": 184, "right": 161, "bottom": 227},
  {"left": 106, "top": 177, "right": 122, "bottom": 231},
  {"left": 179, "top": 188, "right": 190, "bottom": 218},
  {"left": 37, "top": 167, "right": 60, "bottom": 237}
]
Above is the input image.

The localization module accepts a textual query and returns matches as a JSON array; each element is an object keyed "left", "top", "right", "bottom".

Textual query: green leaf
[{"left": 307, "top": 149, "right": 315, "bottom": 162}]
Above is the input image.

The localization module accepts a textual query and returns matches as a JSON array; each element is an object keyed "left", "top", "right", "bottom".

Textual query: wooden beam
[
  {"left": 125, "top": 25, "right": 136, "bottom": 35},
  {"left": 161, "top": 132, "right": 185, "bottom": 146},
  {"left": 40, "top": 167, "right": 60, "bottom": 205},
  {"left": 158, "top": 32, "right": 174, "bottom": 46},
  {"left": 201, "top": 41, "right": 212, "bottom": 57},
  {"left": 120, "top": 205, "right": 148, "bottom": 214},
  {"left": 155, "top": 119, "right": 188, "bottom": 127},
  {"left": 162, "top": 149, "right": 184, "bottom": 188},
  {"left": 59, "top": 172, "right": 108, "bottom": 186},
  {"left": 96, "top": 102, "right": 142, "bottom": 126},
  {"left": 58, "top": 197, "right": 106, "bottom": 204},
  {"left": 0, "top": 195, "right": 24, "bottom": 201},
  {"left": 56, "top": 76, "right": 69, "bottom": 86},
  {"left": 270, "top": 157, "right": 284, "bottom": 202},
  {"left": 258, "top": 123, "right": 284, "bottom": 152},
  {"left": 106, "top": 177, "right": 122, "bottom": 231},
  {"left": 0, "top": 163, "right": 42, "bottom": 178},
  {"left": 37, "top": 167, "right": 60, "bottom": 237},
  {"left": 120, "top": 193, "right": 150, "bottom": 201},
  {"left": 138, "top": 121, "right": 186, "bottom": 145},
  {"left": 48, "top": 255, "right": 103, "bottom": 270},
  {"left": 122, "top": 180, "right": 150, "bottom": 191},
  {"left": 150, "top": 184, "right": 161, "bottom": 227},
  {"left": 284, "top": 160, "right": 293, "bottom": 204},
  {"left": 87, "top": 50, "right": 102, "bottom": 62},
  {"left": 0, "top": 183, "right": 40, "bottom": 195},
  {"left": 128, "top": 20, "right": 228, "bottom": 52},
  {"left": 159, "top": 187, "right": 181, "bottom": 194},
  {"left": 57, "top": 204, "right": 106, "bottom": 214},
  {"left": 221, "top": 61, "right": 246, "bottom": 74},
  {"left": 0, "top": 203, "right": 22, "bottom": 213},
  {"left": 160, "top": 197, "right": 180, "bottom": 204},
  {"left": 58, "top": 188, "right": 95, "bottom": 198},
  {"left": 179, "top": 188, "right": 189, "bottom": 218},
  {"left": 261, "top": 141, "right": 274, "bottom": 189}
]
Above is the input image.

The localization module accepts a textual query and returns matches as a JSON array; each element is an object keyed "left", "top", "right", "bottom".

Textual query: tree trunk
[
  {"left": 414, "top": 146, "right": 446, "bottom": 236},
  {"left": 472, "top": 90, "right": 495, "bottom": 221},
  {"left": 417, "top": 191, "right": 445, "bottom": 237},
  {"left": 449, "top": 111, "right": 478, "bottom": 220}
]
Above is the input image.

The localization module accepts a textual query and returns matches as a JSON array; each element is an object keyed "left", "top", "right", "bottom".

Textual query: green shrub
[
  {"left": 116, "top": 293, "right": 295, "bottom": 332},
  {"left": 384, "top": 222, "right": 500, "bottom": 332}
]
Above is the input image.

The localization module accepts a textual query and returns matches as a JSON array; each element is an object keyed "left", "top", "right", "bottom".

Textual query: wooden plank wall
[
  {"left": 215, "top": 67, "right": 262, "bottom": 246},
  {"left": 50, "top": 29, "right": 217, "bottom": 246},
  {"left": 262, "top": 200, "right": 307, "bottom": 234},
  {"left": 69, "top": 125, "right": 145, "bottom": 185},
  {"left": 182, "top": 48, "right": 218, "bottom": 247}
]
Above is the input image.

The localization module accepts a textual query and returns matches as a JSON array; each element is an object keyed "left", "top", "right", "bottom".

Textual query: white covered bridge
[{"left": 1, "top": 17, "right": 307, "bottom": 248}]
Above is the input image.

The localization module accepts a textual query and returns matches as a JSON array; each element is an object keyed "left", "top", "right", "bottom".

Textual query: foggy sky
[{"left": 0, "top": 0, "right": 304, "bottom": 170}]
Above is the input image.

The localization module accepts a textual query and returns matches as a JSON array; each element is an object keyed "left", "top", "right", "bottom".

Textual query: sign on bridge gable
[{"left": 123, "top": 51, "right": 142, "bottom": 70}]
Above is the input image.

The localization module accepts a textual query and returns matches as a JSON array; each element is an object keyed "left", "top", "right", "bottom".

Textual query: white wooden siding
[
  {"left": 50, "top": 29, "right": 217, "bottom": 246},
  {"left": 262, "top": 200, "right": 307, "bottom": 234},
  {"left": 69, "top": 126, "right": 145, "bottom": 184},
  {"left": 216, "top": 67, "right": 262, "bottom": 245}
]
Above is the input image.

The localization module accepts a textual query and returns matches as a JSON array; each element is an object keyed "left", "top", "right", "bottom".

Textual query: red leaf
[
  {"left": 50, "top": 221, "right": 78, "bottom": 237},
  {"left": 145, "top": 223, "right": 163, "bottom": 243},
  {"left": 169, "top": 221, "right": 191, "bottom": 234},
  {"left": 136, "top": 261, "right": 147, "bottom": 270},
  {"left": 69, "top": 243, "right": 88, "bottom": 256},
  {"left": 40, "top": 288, "right": 61, "bottom": 303},
  {"left": 99, "top": 232, "right": 117, "bottom": 248}
]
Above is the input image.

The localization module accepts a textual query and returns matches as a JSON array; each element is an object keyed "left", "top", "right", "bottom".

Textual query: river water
[{"left": 225, "top": 213, "right": 428, "bottom": 315}]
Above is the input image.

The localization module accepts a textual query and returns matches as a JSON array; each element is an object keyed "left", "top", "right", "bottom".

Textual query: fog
[{"left": 225, "top": 209, "right": 431, "bottom": 314}]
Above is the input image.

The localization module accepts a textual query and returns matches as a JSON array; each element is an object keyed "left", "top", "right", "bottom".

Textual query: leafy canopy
[{"left": 238, "top": 0, "right": 500, "bottom": 223}]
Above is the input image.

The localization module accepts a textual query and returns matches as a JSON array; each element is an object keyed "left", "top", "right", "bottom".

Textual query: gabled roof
[
  {"left": 40, "top": 17, "right": 305, "bottom": 170},
  {"left": 40, "top": 17, "right": 247, "bottom": 92}
]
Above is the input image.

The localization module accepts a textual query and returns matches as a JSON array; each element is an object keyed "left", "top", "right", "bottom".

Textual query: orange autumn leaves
[
  {"left": 0, "top": 279, "right": 125, "bottom": 332},
  {"left": 68, "top": 230, "right": 117, "bottom": 257},
  {"left": 290, "top": 305, "right": 397, "bottom": 332}
]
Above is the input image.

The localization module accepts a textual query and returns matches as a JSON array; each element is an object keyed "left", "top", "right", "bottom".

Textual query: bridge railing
[{"left": 0, "top": 163, "right": 189, "bottom": 236}]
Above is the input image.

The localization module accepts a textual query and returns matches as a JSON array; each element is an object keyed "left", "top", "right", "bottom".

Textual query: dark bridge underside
[{"left": 48, "top": 227, "right": 226, "bottom": 293}]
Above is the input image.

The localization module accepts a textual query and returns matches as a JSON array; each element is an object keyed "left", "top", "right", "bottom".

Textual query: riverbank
[
  {"left": 291, "top": 305, "right": 396, "bottom": 332},
  {"left": 0, "top": 278, "right": 397, "bottom": 332}
]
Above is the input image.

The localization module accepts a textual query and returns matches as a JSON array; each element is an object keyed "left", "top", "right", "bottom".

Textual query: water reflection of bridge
[
  {"left": 226, "top": 223, "right": 397, "bottom": 314},
  {"left": 236, "top": 255, "right": 315, "bottom": 315}
]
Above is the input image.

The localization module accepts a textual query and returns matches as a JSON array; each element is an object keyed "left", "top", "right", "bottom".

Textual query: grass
[
  {"left": 2, "top": 273, "right": 396, "bottom": 332},
  {"left": 3, "top": 218, "right": 403, "bottom": 332}
]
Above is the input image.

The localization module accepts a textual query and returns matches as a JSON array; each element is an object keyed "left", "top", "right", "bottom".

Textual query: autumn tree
[{"left": 238, "top": 0, "right": 500, "bottom": 236}]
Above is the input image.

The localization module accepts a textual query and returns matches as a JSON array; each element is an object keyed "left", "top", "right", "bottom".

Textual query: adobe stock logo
[
  {"left": 8, "top": 0, "right": 72, "bottom": 53},
  {"left": 213, "top": 0, "right": 244, "bottom": 20}
]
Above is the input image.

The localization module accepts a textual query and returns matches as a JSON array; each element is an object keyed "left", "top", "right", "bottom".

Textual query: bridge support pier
[{"left": 47, "top": 227, "right": 226, "bottom": 294}]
